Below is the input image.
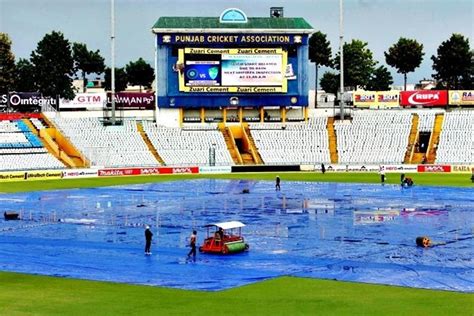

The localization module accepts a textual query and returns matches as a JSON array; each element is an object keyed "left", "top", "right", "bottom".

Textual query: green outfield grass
[
  {"left": 0, "top": 272, "right": 472, "bottom": 316},
  {"left": 0, "top": 172, "right": 472, "bottom": 315},
  {"left": 0, "top": 172, "right": 472, "bottom": 193}
]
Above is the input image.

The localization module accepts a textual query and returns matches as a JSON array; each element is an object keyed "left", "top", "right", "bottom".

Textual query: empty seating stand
[
  {"left": 249, "top": 118, "right": 331, "bottom": 165},
  {"left": 0, "top": 119, "right": 64, "bottom": 171},
  {"left": 334, "top": 110, "right": 412, "bottom": 164},
  {"left": 143, "top": 121, "right": 234, "bottom": 166},
  {"left": 436, "top": 110, "right": 474, "bottom": 164},
  {"left": 50, "top": 117, "right": 159, "bottom": 168}
]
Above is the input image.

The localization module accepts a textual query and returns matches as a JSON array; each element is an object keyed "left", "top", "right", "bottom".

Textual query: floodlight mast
[
  {"left": 110, "top": 0, "right": 116, "bottom": 124},
  {"left": 339, "top": 0, "right": 344, "bottom": 121}
]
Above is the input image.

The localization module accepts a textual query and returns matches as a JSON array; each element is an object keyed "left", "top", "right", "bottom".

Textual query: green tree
[
  {"left": 334, "top": 39, "right": 376, "bottom": 90},
  {"left": 72, "top": 43, "right": 105, "bottom": 92},
  {"left": 308, "top": 31, "right": 332, "bottom": 107},
  {"left": 0, "top": 33, "right": 17, "bottom": 94},
  {"left": 125, "top": 58, "right": 154, "bottom": 92},
  {"left": 320, "top": 71, "right": 339, "bottom": 96},
  {"left": 366, "top": 65, "right": 393, "bottom": 91},
  {"left": 15, "top": 59, "right": 36, "bottom": 92},
  {"left": 385, "top": 38, "right": 424, "bottom": 91},
  {"left": 459, "top": 58, "right": 473, "bottom": 89},
  {"left": 30, "top": 31, "right": 75, "bottom": 99},
  {"left": 104, "top": 67, "right": 128, "bottom": 92},
  {"left": 431, "top": 33, "right": 473, "bottom": 89}
]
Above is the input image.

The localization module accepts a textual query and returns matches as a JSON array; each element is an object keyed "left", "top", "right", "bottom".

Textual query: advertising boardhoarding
[
  {"left": 353, "top": 91, "right": 400, "bottom": 108},
  {"left": 106, "top": 92, "right": 155, "bottom": 109},
  {"left": 98, "top": 167, "right": 199, "bottom": 177},
  {"left": 60, "top": 93, "right": 106, "bottom": 109},
  {"left": 448, "top": 90, "right": 474, "bottom": 106},
  {"left": 400, "top": 90, "right": 448, "bottom": 107},
  {"left": 0, "top": 92, "right": 56, "bottom": 111},
  {"left": 417, "top": 165, "right": 451, "bottom": 173}
]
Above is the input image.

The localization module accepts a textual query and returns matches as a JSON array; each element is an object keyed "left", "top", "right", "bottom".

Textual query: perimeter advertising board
[
  {"left": 0, "top": 170, "right": 63, "bottom": 182},
  {"left": 62, "top": 169, "right": 98, "bottom": 178},
  {"left": 106, "top": 92, "right": 155, "bottom": 110},
  {"left": 449, "top": 90, "right": 474, "bottom": 106},
  {"left": 450, "top": 165, "right": 473, "bottom": 173},
  {"left": 0, "top": 92, "right": 56, "bottom": 111},
  {"left": 353, "top": 92, "right": 376, "bottom": 107},
  {"left": 178, "top": 48, "right": 287, "bottom": 93},
  {"left": 417, "top": 165, "right": 451, "bottom": 173},
  {"left": 400, "top": 90, "right": 448, "bottom": 107},
  {"left": 353, "top": 91, "right": 399, "bottom": 108},
  {"left": 315, "top": 164, "right": 380, "bottom": 172},
  {"left": 376, "top": 91, "right": 400, "bottom": 108},
  {"left": 60, "top": 93, "right": 106, "bottom": 109},
  {"left": 97, "top": 167, "right": 199, "bottom": 177}
]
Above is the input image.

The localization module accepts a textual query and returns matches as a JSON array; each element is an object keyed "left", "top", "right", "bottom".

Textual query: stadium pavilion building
[{"left": 152, "top": 8, "right": 313, "bottom": 126}]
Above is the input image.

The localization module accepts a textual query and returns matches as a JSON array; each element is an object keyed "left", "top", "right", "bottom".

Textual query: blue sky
[{"left": 1, "top": 0, "right": 472, "bottom": 85}]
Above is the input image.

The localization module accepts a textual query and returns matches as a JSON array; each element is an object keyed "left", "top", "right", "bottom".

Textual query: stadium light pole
[
  {"left": 154, "top": 30, "right": 158, "bottom": 123},
  {"left": 339, "top": 0, "right": 344, "bottom": 121},
  {"left": 110, "top": 0, "right": 116, "bottom": 124}
]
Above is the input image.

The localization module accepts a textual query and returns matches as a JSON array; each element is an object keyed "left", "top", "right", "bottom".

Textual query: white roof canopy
[{"left": 208, "top": 221, "right": 246, "bottom": 230}]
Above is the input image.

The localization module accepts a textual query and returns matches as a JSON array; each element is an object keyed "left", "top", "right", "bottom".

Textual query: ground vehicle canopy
[{"left": 204, "top": 221, "right": 245, "bottom": 230}]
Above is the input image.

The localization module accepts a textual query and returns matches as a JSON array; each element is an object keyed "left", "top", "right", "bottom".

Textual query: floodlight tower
[
  {"left": 339, "top": 0, "right": 344, "bottom": 121},
  {"left": 110, "top": 0, "right": 116, "bottom": 124}
]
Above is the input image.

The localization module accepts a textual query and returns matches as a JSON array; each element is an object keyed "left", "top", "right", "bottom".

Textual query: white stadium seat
[
  {"left": 50, "top": 117, "right": 159, "bottom": 167},
  {"left": 143, "top": 121, "right": 234, "bottom": 166},
  {"left": 334, "top": 110, "right": 411, "bottom": 164},
  {"left": 0, "top": 120, "right": 64, "bottom": 171},
  {"left": 249, "top": 117, "right": 331, "bottom": 165},
  {"left": 435, "top": 110, "right": 474, "bottom": 164}
]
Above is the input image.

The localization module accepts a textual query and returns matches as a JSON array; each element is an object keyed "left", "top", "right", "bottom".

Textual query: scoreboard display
[{"left": 178, "top": 48, "right": 287, "bottom": 93}]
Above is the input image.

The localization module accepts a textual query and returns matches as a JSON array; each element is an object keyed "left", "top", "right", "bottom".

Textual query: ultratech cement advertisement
[{"left": 0, "top": 170, "right": 63, "bottom": 182}]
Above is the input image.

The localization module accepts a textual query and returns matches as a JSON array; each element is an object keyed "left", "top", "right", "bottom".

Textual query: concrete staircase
[
  {"left": 240, "top": 153, "right": 254, "bottom": 164},
  {"left": 219, "top": 125, "right": 242, "bottom": 165},
  {"left": 41, "top": 114, "right": 89, "bottom": 167},
  {"left": 22, "top": 118, "right": 38, "bottom": 135},
  {"left": 22, "top": 118, "right": 65, "bottom": 165},
  {"left": 327, "top": 117, "right": 338, "bottom": 163},
  {"left": 411, "top": 152, "right": 425, "bottom": 164},
  {"left": 425, "top": 113, "right": 444, "bottom": 164},
  {"left": 243, "top": 125, "right": 263, "bottom": 164},
  {"left": 404, "top": 114, "right": 419, "bottom": 163},
  {"left": 136, "top": 122, "right": 165, "bottom": 165},
  {"left": 24, "top": 117, "right": 87, "bottom": 168}
]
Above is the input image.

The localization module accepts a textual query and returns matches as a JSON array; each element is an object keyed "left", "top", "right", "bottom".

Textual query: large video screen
[
  {"left": 221, "top": 54, "right": 282, "bottom": 86},
  {"left": 184, "top": 54, "right": 221, "bottom": 86},
  {"left": 179, "top": 48, "right": 287, "bottom": 93}
]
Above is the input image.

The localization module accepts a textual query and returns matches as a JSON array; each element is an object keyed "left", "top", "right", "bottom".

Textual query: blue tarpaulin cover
[{"left": 0, "top": 180, "right": 472, "bottom": 292}]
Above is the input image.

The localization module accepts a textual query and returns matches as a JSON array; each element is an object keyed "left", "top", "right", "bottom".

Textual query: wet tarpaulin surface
[{"left": 0, "top": 179, "right": 472, "bottom": 292}]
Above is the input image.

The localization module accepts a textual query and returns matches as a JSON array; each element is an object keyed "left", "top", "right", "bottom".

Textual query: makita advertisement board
[
  {"left": 400, "top": 90, "right": 448, "bottom": 107},
  {"left": 97, "top": 166, "right": 199, "bottom": 177}
]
